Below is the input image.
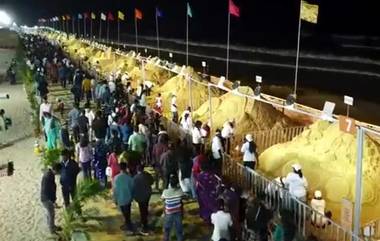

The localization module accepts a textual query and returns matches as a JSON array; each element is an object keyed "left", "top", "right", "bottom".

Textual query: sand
[
  {"left": 259, "top": 120, "right": 380, "bottom": 224},
  {"left": 0, "top": 138, "right": 61, "bottom": 241}
]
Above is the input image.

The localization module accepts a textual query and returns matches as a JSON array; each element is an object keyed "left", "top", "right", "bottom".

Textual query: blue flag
[
  {"left": 156, "top": 7, "right": 163, "bottom": 18},
  {"left": 78, "top": 13, "right": 83, "bottom": 19}
]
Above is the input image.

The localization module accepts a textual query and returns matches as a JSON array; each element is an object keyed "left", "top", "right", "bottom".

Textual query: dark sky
[{"left": 1, "top": 0, "right": 379, "bottom": 44}]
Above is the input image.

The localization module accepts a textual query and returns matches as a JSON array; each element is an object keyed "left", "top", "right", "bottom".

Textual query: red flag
[
  {"left": 135, "top": 8, "right": 143, "bottom": 20},
  {"left": 108, "top": 12, "right": 115, "bottom": 21},
  {"left": 83, "top": 12, "right": 89, "bottom": 19},
  {"left": 229, "top": 0, "right": 240, "bottom": 17}
]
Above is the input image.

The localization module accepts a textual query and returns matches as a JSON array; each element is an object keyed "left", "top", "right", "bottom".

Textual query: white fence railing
[{"left": 222, "top": 156, "right": 363, "bottom": 241}]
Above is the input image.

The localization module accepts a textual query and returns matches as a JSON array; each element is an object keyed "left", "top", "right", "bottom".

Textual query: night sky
[{"left": 1, "top": 0, "right": 380, "bottom": 45}]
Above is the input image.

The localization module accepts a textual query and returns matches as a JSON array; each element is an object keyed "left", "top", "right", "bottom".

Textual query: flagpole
[
  {"left": 72, "top": 18, "right": 75, "bottom": 36},
  {"left": 186, "top": 5, "right": 189, "bottom": 66},
  {"left": 135, "top": 17, "right": 138, "bottom": 53},
  {"left": 226, "top": 8, "right": 231, "bottom": 81},
  {"left": 107, "top": 18, "right": 110, "bottom": 43},
  {"left": 117, "top": 18, "right": 120, "bottom": 44},
  {"left": 294, "top": 0, "right": 302, "bottom": 98},
  {"left": 78, "top": 17, "right": 80, "bottom": 37},
  {"left": 99, "top": 18, "right": 102, "bottom": 40},
  {"left": 90, "top": 18, "right": 93, "bottom": 39},
  {"left": 84, "top": 17, "right": 86, "bottom": 38},
  {"left": 66, "top": 19, "right": 69, "bottom": 34},
  {"left": 155, "top": 10, "right": 160, "bottom": 58}
]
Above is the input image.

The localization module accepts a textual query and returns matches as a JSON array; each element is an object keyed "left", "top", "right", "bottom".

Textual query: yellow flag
[
  {"left": 91, "top": 12, "right": 96, "bottom": 20},
  {"left": 301, "top": 0, "right": 319, "bottom": 24},
  {"left": 118, "top": 11, "right": 125, "bottom": 21}
]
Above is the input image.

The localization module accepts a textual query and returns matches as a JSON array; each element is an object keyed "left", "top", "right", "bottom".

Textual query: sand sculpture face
[{"left": 259, "top": 120, "right": 380, "bottom": 224}]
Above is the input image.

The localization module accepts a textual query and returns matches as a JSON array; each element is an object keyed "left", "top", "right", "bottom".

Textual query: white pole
[
  {"left": 187, "top": 74, "right": 193, "bottom": 116},
  {"left": 117, "top": 19, "right": 120, "bottom": 44},
  {"left": 226, "top": 9, "right": 231, "bottom": 81},
  {"left": 90, "top": 18, "right": 93, "bottom": 39},
  {"left": 186, "top": 8, "right": 189, "bottom": 66},
  {"left": 99, "top": 19, "right": 102, "bottom": 40},
  {"left": 72, "top": 18, "right": 75, "bottom": 36},
  {"left": 353, "top": 127, "right": 364, "bottom": 241},
  {"left": 135, "top": 17, "right": 138, "bottom": 53},
  {"left": 156, "top": 11, "right": 160, "bottom": 58},
  {"left": 208, "top": 83, "right": 213, "bottom": 131},
  {"left": 78, "top": 18, "right": 80, "bottom": 37},
  {"left": 294, "top": 0, "right": 302, "bottom": 97},
  {"left": 84, "top": 17, "right": 86, "bottom": 37},
  {"left": 107, "top": 19, "right": 110, "bottom": 43}
]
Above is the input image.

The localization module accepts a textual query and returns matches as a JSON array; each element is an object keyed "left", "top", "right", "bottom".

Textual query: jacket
[
  {"left": 41, "top": 169, "right": 57, "bottom": 202},
  {"left": 133, "top": 172, "right": 154, "bottom": 203},
  {"left": 60, "top": 159, "right": 80, "bottom": 187}
]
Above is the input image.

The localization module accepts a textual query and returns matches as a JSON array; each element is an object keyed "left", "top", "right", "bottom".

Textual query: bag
[{"left": 106, "top": 167, "right": 112, "bottom": 177}]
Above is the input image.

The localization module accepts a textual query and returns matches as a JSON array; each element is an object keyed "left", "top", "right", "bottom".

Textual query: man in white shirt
[
  {"left": 192, "top": 121, "right": 203, "bottom": 156},
  {"left": 108, "top": 81, "right": 116, "bottom": 93},
  {"left": 171, "top": 94, "right": 178, "bottom": 123},
  {"left": 221, "top": 120, "right": 234, "bottom": 154},
  {"left": 211, "top": 200, "right": 233, "bottom": 241},
  {"left": 212, "top": 129, "right": 224, "bottom": 172}
]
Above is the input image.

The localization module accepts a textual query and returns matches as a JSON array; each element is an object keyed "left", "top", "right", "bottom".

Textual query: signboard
[
  {"left": 321, "top": 101, "right": 335, "bottom": 120},
  {"left": 341, "top": 198, "right": 353, "bottom": 230},
  {"left": 255, "top": 75, "right": 262, "bottom": 83},
  {"left": 339, "top": 115, "right": 357, "bottom": 135},
  {"left": 344, "top": 95, "right": 354, "bottom": 106}
]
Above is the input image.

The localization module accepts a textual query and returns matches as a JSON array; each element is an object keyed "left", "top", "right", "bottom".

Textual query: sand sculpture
[
  {"left": 259, "top": 120, "right": 380, "bottom": 224},
  {"left": 193, "top": 86, "right": 295, "bottom": 137}
]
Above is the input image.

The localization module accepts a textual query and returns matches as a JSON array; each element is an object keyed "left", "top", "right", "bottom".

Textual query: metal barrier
[
  {"left": 362, "top": 218, "right": 380, "bottom": 240},
  {"left": 251, "top": 126, "right": 307, "bottom": 154},
  {"left": 222, "top": 156, "right": 363, "bottom": 241}
]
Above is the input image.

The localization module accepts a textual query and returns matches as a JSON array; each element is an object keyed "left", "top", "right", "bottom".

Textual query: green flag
[{"left": 187, "top": 3, "right": 192, "bottom": 18}]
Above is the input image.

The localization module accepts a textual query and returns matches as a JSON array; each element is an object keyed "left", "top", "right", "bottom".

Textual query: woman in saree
[
  {"left": 196, "top": 160, "right": 220, "bottom": 223},
  {"left": 42, "top": 112, "right": 61, "bottom": 150}
]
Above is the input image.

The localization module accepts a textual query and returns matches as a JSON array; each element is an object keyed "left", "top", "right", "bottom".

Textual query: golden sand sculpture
[
  {"left": 44, "top": 32, "right": 380, "bottom": 224},
  {"left": 260, "top": 120, "right": 380, "bottom": 224}
]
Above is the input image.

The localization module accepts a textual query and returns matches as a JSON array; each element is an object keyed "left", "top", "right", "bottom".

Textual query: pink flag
[{"left": 229, "top": 0, "right": 240, "bottom": 17}]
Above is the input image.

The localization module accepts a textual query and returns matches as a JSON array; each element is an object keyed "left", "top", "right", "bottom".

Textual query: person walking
[
  {"left": 191, "top": 121, "right": 203, "bottom": 156},
  {"left": 77, "top": 109, "right": 89, "bottom": 139},
  {"left": 41, "top": 163, "right": 62, "bottom": 234},
  {"left": 68, "top": 103, "right": 80, "bottom": 143},
  {"left": 133, "top": 165, "right": 154, "bottom": 235},
  {"left": 92, "top": 110, "right": 108, "bottom": 141},
  {"left": 160, "top": 143, "right": 178, "bottom": 189},
  {"left": 161, "top": 174, "right": 185, "bottom": 241},
  {"left": 113, "top": 162, "right": 135, "bottom": 233},
  {"left": 240, "top": 134, "right": 258, "bottom": 170},
  {"left": 211, "top": 129, "right": 224, "bottom": 173},
  {"left": 171, "top": 93, "right": 178, "bottom": 123},
  {"left": 60, "top": 149, "right": 80, "bottom": 207},
  {"left": 75, "top": 136, "right": 93, "bottom": 179},
  {"left": 128, "top": 125, "right": 146, "bottom": 156},
  {"left": 221, "top": 120, "right": 234, "bottom": 155},
  {"left": 82, "top": 75, "right": 92, "bottom": 105},
  {"left": 93, "top": 139, "right": 109, "bottom": 188}
]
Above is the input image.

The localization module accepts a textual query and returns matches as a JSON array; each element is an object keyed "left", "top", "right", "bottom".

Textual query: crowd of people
[{"left": 20, "top": 32, "right": 331, "bottom": 241}]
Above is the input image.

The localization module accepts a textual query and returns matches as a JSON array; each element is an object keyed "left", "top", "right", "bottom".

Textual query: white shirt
[
  {"left": 240, "top": 142, "right": 256, "bottom": 162},
  {"left": 39, "top": 103, "right": 52, "bottom": 120},
  {"left": 121, "top": 73, "right": 129, "bottom": 82},
  {"left": 284, "top": 172, "right": 308, "bottom": 199},
  {"left": 181, "top": 117, "right": 193, "bottom": 133},
  {"left": 171, "top": 97, "right": 177, "bottom": 112},
  {"left": 212, "top": 136, "right": 223, "bottom": 159},
  {"left": 311, "top": 198, "right": 327, "bottom": 226},
  {"left": 143, "top": 80, "right": 154, "bottom": 89},
  {"left": 85, "top": 110, "right": 95, "bottom": 127},
  {"left": 108, "top": 81, "right": 116, "bottom": 93},
  {"left": 139, "top": 94, "right": 146, "bottom": 107},
  {"left": 221, "top": 122, "right": 234, "bottom": 139},
  {"left": 155, "top": 97, "right": 162, "bottom": 108},
  {"left": 192, "top": 127, "right": 202, "bottom": 144},
  {"left": 211, "top": 211, "right": 233, "bottom": 241}
]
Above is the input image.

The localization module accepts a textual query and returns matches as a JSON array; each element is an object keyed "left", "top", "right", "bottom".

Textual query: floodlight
[
  {"left": 202, "top": 61, "right": 207, "bottom": 67},
  {"left": 169, "top": 52, "right": 173, "bottom": 58},
  {"left": 285, "top": 94, "right": 296, "bottom": 109},
  {"left": 0, "top": 10, "right": 12, "bottom": 26}
]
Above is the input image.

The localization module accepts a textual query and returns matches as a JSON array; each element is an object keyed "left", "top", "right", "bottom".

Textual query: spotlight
[
  {"left": 285, "top": 94, "right": 296, "bottom": 109},
  {"left": 0, "top": 10, "right": 12, "bottom": 26}
]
